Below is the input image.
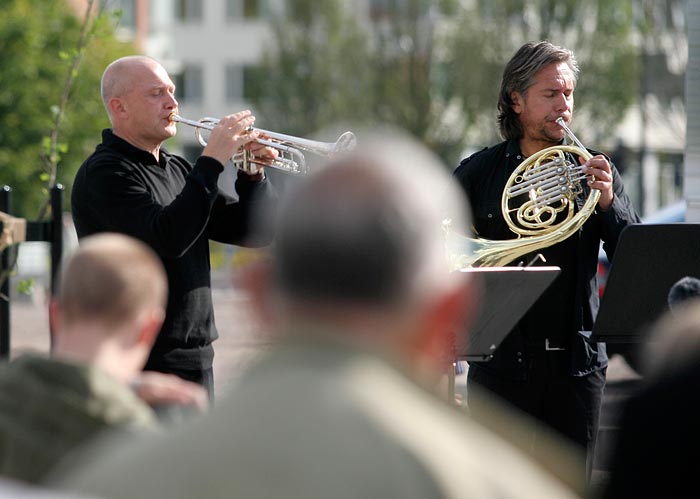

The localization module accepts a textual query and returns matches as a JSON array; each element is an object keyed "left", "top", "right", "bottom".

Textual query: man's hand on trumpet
[
  {"left": 202, "top": 110, "right": 259, "bottom": 166},
  {"left": 244, "top": 138, "right": 279, "bottom": 169},
  {"left": 579, "top": 154, "right": 614, "bottom": 211}
]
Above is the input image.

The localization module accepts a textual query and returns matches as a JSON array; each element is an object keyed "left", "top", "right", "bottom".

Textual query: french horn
[{"left": 447, "top": 117, "right": 600, "bottom": 269}]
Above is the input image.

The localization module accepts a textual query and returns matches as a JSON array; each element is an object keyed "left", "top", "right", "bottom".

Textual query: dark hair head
[
  {"left": 497, "top": 41, "right": 579, "bottom": 140},
  {"left": 668, "top": 276, "right": 700, "bottom": 310}
]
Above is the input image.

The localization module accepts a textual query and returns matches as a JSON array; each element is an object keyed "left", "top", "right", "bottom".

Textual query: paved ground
[{"left": 7, "top": 270, "right": 271, "bottom": 394}]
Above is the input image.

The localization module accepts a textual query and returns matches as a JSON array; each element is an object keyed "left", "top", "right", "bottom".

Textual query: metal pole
[
  {"left": 686, "top": 0, "right": 700, "bottom": 221},
  {"left": 49, "top": 184, "right": 64, "bottom": 296},
  {"left": 0, "top": 186, "right": 11, "bottom": 359}
]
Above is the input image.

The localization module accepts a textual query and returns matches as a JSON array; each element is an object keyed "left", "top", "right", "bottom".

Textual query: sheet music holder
[
  {"left": 456, "top": 266, "right": 561, "bottom": 361},
  {"left": 592, "top": 223, "right": 700, "bottom": 343}
]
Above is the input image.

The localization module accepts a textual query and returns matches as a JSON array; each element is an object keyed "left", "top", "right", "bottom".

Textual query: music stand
[
  {"left": 592, "top": 223, "right": 700, "bottom": 343},
  {"left": 457, "top": 266, "right": 561, "bottom": 361}
]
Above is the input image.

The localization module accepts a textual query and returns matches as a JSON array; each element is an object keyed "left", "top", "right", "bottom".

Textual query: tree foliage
[
  {"left": 460, "top": 0, "right": 642, "bottom": 146},
  {"left": 247, "top": 0, "right": 685, "bottom": 167},
  {"left": 247, "top": 0, "right": 373, "bottom": 138},
  {"left": 0, "top": 0, "right": 133, "bottom": 217}
]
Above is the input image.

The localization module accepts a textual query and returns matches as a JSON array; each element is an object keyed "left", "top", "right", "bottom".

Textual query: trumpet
[{"left": 169, "top": 113, "right": 356, "bottom": 175}]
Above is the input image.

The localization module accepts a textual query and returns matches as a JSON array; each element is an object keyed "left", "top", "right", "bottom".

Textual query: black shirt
[
  {"left": 72, "top": 129, "right": 277, "bottom": 370},
  {"left": 454, "top": 139, "right": 640, "bottom": 377}
]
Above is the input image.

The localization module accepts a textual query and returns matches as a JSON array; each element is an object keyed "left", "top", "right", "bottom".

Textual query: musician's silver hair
[
  {"left": 498, "top": 41, "right": 579, "bottom": 140},
  {"left": 272, "top": 127, "right": 470, "bottom": 309}
]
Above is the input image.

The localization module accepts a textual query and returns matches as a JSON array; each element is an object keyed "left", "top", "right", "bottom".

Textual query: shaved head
[
  {"left": 98, "top": 55, "right": 178, "bottom": 150},
  {"left": 101, "top": 55, "right": 163, "bottom": 121}
]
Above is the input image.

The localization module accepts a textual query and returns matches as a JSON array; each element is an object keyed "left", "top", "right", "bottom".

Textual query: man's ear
[
  {"left": 135, "top": 308, "right": 165, "bottom": 347},
  {"left": 108, "top": 97, "right": 127, "bottom": 119},
  {"left": 511, "top": 91, "right": 523, "bottom": 114},
  {"left": 414, "top": 274, "right": 482, "bottom": 370}
]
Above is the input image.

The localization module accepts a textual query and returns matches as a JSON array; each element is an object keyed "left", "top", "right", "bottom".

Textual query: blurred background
[
  {"left": 0, "top": 0, "right": 693, "bottom": 294},
  {"left": 2, "top": 0, "right": 689, "bottom": 214},
  {"left": 0, "top": 4, "right": 694, "bottom": 482}
]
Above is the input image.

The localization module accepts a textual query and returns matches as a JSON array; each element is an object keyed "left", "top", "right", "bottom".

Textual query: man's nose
[
  {"left": 166, "top": 93, "right": 178, "bottom": 109},
  {"left": 554, "top": 93, "right": 570, "bottom": 112}
]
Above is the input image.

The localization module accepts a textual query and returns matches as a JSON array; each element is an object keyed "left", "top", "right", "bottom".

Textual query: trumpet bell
[
  {"left": 169, "top": 113, "right": 356, "bottom": 176},
  {"left": 333, "top": 132, "right": 358, "bottom": 154}
]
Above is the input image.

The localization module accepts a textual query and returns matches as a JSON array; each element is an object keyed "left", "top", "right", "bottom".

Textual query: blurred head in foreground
[
  {"left": 52, "top": 132, "right": 580, "bottom": 499},
  {"left": 668, "top": 276, "right": 700, "bottom": 312},
  {"left": 50, "top": 233, "right": 167, "bottom": 382},
  {"left": 247, "top": 129, "right": 478, "bottom": 379},
  {"left": 644, "top": 300, "right": 700, "bottom": 378},
  {"left": 637, "top": 276, "right": 700, "bottom": 377}
]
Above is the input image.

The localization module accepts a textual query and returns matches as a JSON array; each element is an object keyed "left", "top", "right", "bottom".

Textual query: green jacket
[
  {"left": 0, "top": 354, "right": 156, "bottom": 484},
  {"left": 58, "top": 339, "right": 579, "bottom": 499}
]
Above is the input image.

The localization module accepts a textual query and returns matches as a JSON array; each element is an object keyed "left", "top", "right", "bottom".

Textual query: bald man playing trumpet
[{"left": 71, "top": 55, "right": 278, "bottom": 398}]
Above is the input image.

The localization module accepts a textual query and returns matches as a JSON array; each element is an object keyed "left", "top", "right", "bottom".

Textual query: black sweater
[
  {"left": 454, "top": 139, "right": 640, "bottom": 377},
  {"left": 72, "top": 129, "right": 277, "bottom": 370}
]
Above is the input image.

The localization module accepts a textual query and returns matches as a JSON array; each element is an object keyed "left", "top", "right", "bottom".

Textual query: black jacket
[
  {"left": 72, "top": 129, "right": 277, "bottom": 370},
  {"left": 603, "top": 357, "right": 700, "bottom": 499},
  {"left": 454, "top": 139, "right": 640, "bottom": 378}
]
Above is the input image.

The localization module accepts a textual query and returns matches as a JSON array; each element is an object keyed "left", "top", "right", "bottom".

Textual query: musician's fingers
[
  {"left": 589, "top": 155, "right": 611, "bottom": 172},
  {"left": 246, "top": 143, "right": 278, "bottom": 159},
  {"left": 217, "top": 111, "right": 255, "bottom": 134},
  {"left": 219, "top": 109, "right": 252, "bottom": 124},
  {"left": 203, "top": 113, "right": 257, "bottom": 164},
  {"left": 238, "top": 128, "right": 259, "bottom": 145},
  {"left": 582, "top": 156, "right": 612, "bottom": 183}
]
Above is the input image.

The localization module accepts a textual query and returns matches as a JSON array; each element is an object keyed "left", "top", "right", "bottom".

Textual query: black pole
[
  {"left": 0, "top": 186, "right": 11, "bottom": 359},
  {"left": 49, "top": 184, "right": 64, "bottom": 296}
]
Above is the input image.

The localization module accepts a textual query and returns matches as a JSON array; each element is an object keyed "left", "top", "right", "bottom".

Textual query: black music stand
[
  {"left": 456, "top": 266, "right": 561, "bottom": 361},
  {"left": 592, "top": 223, "right": 700, "bottom": 343}
]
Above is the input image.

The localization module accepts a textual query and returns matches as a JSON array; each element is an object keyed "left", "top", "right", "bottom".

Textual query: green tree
[
  {"left": 245, "top": 0, "right": 684, "bottom": 167},
  {"left": 248, "top": 0, "right": 469, "bottom": 162},
  {"left": 369, "top": 0, "right": 466, "bottom": 161},
  {"left": 246, "top": 0, "right": 373, "bottom": 138},
  {"left": 634, "top": 0, "right": 686, "bottom": 146},
  {"left": 457, "top": 0, "right": 641, "bottom": 147},
  {"left": 0, "top": 0, "right": 133, "bottom": 218}
]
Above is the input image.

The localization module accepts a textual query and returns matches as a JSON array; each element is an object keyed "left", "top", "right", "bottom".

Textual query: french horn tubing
[{"left": 448, "top": 118, "right": 600, "bottom": 269}]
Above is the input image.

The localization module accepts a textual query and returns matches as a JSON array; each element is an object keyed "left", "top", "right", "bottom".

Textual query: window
[
  {"left": 175, "top": 0, "right": 203, "bottom": 22},
  {"left": 225, "top": 0, "right": 275, "bottom": 20},
  {"left": 174, "top": 65, "right": 203, "bottom": 104},
  {"left": 243, "top": 0, "right": 260, "bottom": 18},
  {"left": 225, "top": 0, "right": 241, "bottom": 19},
  {"left": 242, "top": 65, "right": 264, "bottom": 101},
  {"left": 112, "top": 0, "right": 136, "bottom": 30},
  {"left": 225, "top": 64, "right": 243, "bottom": 102},
  {"left": 226, "top": 64, "right": 263, "bottom": 102}
]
